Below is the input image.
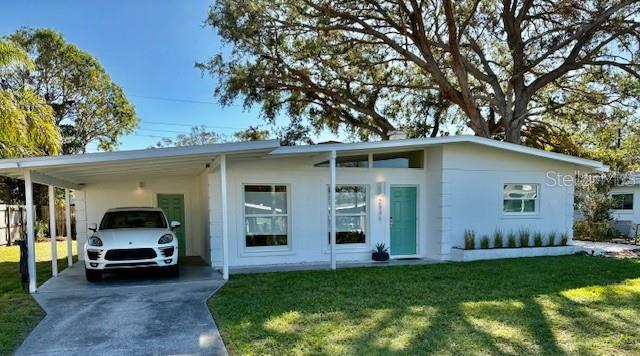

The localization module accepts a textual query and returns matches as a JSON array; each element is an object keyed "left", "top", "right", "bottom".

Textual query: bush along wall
[{"left": 462, "top": 229, "right": 570, "bottom": 250}]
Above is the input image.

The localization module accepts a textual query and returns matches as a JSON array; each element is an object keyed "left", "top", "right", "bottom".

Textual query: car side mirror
[
  {"left": 170, "top": 221, "right": 181, "bottom": 230},
  {"left": 88, "top": 223, "right": 97, "bottom": 232}
]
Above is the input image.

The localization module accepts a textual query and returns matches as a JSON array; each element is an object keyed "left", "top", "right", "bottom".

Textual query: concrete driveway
[{"left": 16, "top": 262, "right": 227, "bottom": 356}]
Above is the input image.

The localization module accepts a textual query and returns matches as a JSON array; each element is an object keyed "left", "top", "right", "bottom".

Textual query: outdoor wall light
[
  {"left": 376, "top": 181, "right": 385, "bottom": 222},
  {"left": 137, "top": 181, "right": 145, "bottom": 189}
]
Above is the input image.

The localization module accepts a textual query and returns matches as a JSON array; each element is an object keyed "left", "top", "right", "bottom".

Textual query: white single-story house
[{"left": 0, "top": 136, "right": 607, "bottom": 292}]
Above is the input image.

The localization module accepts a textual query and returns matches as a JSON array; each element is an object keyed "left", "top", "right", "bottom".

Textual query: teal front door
[
  {"left": 157, "top": 194, "right": 186, "bottom": 256},
  {"left": 390, "top": 186, "right": 417, "bottom": 256}
]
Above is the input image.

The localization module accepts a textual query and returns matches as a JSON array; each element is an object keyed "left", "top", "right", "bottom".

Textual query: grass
[
  {"left": 209, "top": 256, "right": 640, "bottom": 355},
  {"left": 0, "top": 241, "right": 77, "bottom": 355}
]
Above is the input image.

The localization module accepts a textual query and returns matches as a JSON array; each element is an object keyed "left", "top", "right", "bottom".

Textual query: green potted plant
[{"left": 372, "top": 243, "right": 390, "bottom": 261}]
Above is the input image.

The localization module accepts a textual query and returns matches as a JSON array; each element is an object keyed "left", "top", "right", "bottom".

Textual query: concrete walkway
[
  {"left": 230, "top": 257, "right": 441, "bottom": 274},
  {"left": 574, "top": 240, "right": 640, "bottom": 256},
  {"left": 16, "top": 263, "right": 227, "bottom": 356}
]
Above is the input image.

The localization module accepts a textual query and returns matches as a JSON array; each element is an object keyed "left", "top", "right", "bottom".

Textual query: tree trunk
[
  {"left": 505, "top": 124, "right": 522, "bottom": 144},
  {"left": 504, "top": 95, "right": 529, "bottom": 144}
]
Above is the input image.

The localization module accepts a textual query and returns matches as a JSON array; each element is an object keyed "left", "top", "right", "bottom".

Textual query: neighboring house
[
  {"left": 0, "top": 136, "right": 606, "bottom": 290},
  {"left": 609, "top": 175, "right": 640, "bottom": 235}
]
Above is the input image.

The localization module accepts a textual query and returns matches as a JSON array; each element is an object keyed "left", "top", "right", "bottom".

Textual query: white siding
[
  {"left": 209, "top": 167, "right": 223, "bottom": 268},
  {"left": 425, "top": 146, "right": 444, "bottom": 260},
  {"left": 74, "top": 190, "right": 88, "bottom": 259},
  {"left": 223, "top": 153, "right": 429, "bottom": 267},
  {"left": 200, "top": 170, "right": 212, "bottom": 265},
  {"left": 440, "top": 143, "right": 577, "bottom": 259}
]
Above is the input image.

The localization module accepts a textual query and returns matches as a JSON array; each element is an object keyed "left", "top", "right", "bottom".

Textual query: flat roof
[
  {"left": 0, "top": 139, "right": 281, "bottom": 170},
  {"left": 271, "top": 135, "right": 608, "bottom": 171},
  {"left": 0, "top": 135, "right": 607, "bottom": 189}
]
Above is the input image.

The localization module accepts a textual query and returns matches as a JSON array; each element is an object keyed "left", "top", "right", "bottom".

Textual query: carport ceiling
[{"left": 41, "top": 155, "right": 216, "bottom": 184}]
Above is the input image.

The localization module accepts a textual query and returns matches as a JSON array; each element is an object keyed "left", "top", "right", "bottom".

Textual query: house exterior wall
[
  {"left": 439, "top": 143, "right": 577, "bottom": 259},
  {"left": 75, "top": 174, "right": 208, "bottom": 261},
  {"left": 72, "top": 143, "right": 583, "bottom": 268},
  {"left": 209, "top": 166, "right": 223, "bottom": 268},
  {"left": 218, "top": 153, "right": 430, "bottom": 267},
  {"left": 424, "top": 146, "right": 444, "bottom": 260},
  {"left": 205, "top": 145, "right": 581, "bottom": 268},
  {"left": 200, "top": 170, "right": 212, "bottom": 265}
]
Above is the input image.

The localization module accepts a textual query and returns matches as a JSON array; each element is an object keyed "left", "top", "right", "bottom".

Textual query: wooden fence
[{"left": 0, "top": 204, "right": 76, "bottom": 246}]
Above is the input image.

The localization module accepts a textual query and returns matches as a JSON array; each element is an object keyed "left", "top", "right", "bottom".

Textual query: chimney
[{"left": 388, "top": 130, "right": 407, "bottom": 140}]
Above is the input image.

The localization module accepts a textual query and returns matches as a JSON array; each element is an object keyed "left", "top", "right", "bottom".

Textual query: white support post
[
  {"left": 24, "top": 171, "right": 37, "bottom": 293},
  {"left": 48, "top": 185, "right": 58, "bottom": 276},
  {"left": 220, "top": 154, "right": 229, "bottom": 280},
  {"left": 329, "top": 150, "right": 337, "bottom": 270},
  {"left": 65, "top": 189, "right": 73, "bottom": 267}
]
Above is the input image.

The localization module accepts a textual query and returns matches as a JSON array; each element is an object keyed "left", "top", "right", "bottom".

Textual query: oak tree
[{"left": 201, "top": 0, "right": 640, "bottom": 144}]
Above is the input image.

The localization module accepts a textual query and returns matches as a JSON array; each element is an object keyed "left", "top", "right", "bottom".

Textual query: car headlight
[
  {"left": 88, "top": 236, "right": 103, "bottom": 247},
  {"left": 158, "top": 234, "right": 174, "bottom": 244}
]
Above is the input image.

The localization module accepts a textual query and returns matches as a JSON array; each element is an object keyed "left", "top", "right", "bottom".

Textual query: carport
[{"left": 0, "top": 140, "right": 280, "bottom": 292}]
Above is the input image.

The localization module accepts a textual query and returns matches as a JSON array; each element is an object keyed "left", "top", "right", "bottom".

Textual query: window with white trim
[
  {"left": 503, "top": 183, "right": 538, "bottom": 213},
  {"left": 328, "top": 185, "right": 367, "bottom": 244},
  {"left": 244, "top": 185, "right": 288, "bottom": 247}
]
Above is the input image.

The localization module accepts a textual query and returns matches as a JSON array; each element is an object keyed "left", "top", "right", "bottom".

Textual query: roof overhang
[
  {"left": 0, "top": 135, "right": 608, "bottom": 190},
  {"left": 0, "top": 140, "right": 281, "bottom": 188},
  {"left": 271, "top": 135, "right": 609, "bottom": 172}
]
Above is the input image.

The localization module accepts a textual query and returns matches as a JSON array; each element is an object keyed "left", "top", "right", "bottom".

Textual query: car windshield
[{"left": 100, "top": 211, "right": 167, "bottom": 230}]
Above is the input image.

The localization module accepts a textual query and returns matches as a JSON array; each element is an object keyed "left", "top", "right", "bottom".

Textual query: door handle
[{"left": 390, "top": 216, "right": 393, "bottom": 225}]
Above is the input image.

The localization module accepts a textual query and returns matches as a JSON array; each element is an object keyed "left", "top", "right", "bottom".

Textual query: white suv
[{"left": 84, "top": 207, "right": 180, "bottom": 281}]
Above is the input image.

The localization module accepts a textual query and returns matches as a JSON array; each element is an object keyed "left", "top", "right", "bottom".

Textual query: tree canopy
[
  {"left": 154, "top": 126, "right": 223, "bottom": 147},
  {"left": 4, "top": 28, "right": 137, "bottom": 154},
  {"left": 154, "top": 125, "right": 273, "bottom": 148},
  {"left": 0, "top": 39, "right": 60, "bottom": 158},
  {"left": 234, "top": 125, "right": 271, "bottom": 141},
  {"left": 201, "top": 0, "right": 640, "bottom": 148}
]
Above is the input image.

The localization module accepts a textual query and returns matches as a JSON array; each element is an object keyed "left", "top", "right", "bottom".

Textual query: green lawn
[
  {"left": 209, "top": 256, "right": 640, "bottom": 355},
  {"left": 0, "top": 241, "right": 77, "bottom": 356}
]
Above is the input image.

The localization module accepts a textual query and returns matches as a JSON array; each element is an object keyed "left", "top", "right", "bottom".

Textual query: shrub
[
  {"left": 518, "top": 229, "right": 530, "bottom": 247},
  {"left": 560, "top": 232, "right": 569, "bottom": 246},
  {"left": 573, "top": 172, "right": 617, "bottom": 241},
  {"left": 547, "top": 232, "right": 557, "bottom": 246},
  {"left": 507, "top": 231, "right": 517, "bottom": 248},
  {"left": 480, "top": 235, "right": 490, "bottom": 249},
  {"left": 35, "top": 219, "right": 49, "bottom": 241},
  {"left": 574, "top": 220, "right": 618, "bottom": 241},
  {"left": 375, "top": 243, "right": 388, "bottom": 253},
  {"left": 534, "top": 232, "right": 543, "bottom": 247},
  {"left": 464, "top": 230, "right": 476, "bottom": 250},
  {"left": 493, "top": 230, "right": 504, "bottom": 248}
]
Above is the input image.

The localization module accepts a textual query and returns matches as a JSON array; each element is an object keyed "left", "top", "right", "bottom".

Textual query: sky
[{"left": 0, "top": 0, "right": 303, "bottom": 151}]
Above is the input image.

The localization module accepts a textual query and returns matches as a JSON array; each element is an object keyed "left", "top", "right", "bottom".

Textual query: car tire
[
  {"left": 85, "top": 268, "right": 102, "bottom": 282},
  {"left": 167, "top": 264, "right": 179, "bottom": 278}
]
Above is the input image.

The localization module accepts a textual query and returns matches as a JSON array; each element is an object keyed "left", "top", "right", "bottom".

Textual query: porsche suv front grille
[{"left": 104, "top": 248, "right": 157, "bottom": 261}]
